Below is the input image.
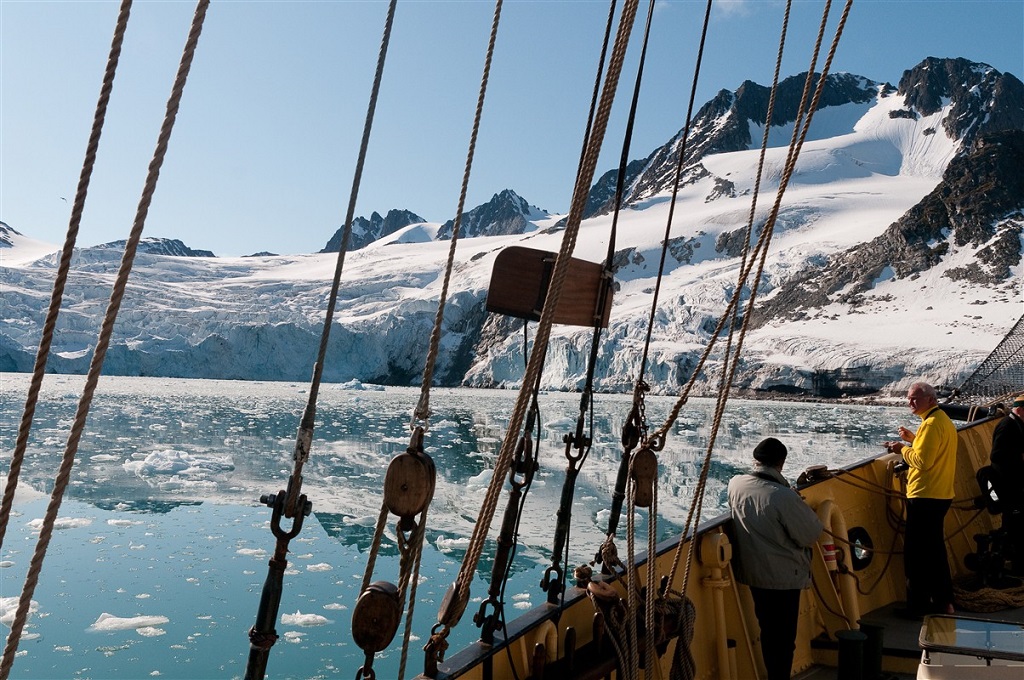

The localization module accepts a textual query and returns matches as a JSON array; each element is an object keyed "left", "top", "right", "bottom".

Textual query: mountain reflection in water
[{"left": 0, "top": 375, "right": 908, "bottom": 679}]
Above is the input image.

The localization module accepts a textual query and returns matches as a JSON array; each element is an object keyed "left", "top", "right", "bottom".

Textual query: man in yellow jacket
[{"left": 885, "top": 381, "right": 957, "bottom": 617}]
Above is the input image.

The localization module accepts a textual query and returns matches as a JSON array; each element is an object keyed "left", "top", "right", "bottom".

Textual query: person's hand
[
  {"left": 883, "top": 441, "right": 903, "bottom": 454},
  {"left": 898, "top": 426, "right": 915, "bottom": 443}
]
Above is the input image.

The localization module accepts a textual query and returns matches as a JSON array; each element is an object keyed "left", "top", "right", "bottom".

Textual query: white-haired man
[{"left": 885, "top": 381, "right": 957, "bottom": 617}]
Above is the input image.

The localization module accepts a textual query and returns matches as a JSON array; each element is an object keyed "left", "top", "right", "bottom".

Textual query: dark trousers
[
  {"left": 750, "top": 586, "right": 801, "bottom": 680},
  {"left": 904, "top": 497, "right": 954, "bottom": 613},
  {"left": 1004, "top": 507, "right": 1024, "bottom": 574}
]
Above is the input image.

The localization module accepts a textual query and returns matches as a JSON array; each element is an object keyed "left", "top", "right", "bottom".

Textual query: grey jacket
[{"left": 727, "top": 465, "right": 824, "bottom": 590}]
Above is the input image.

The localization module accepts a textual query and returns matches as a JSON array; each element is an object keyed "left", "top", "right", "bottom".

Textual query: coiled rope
[{"left": 0, "top": 2, "right": 210, "bottom": 676}]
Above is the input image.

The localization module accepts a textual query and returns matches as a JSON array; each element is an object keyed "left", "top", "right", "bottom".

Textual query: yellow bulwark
[{"left": 422, "top": 414, "right": 1024, "bottom": 679}]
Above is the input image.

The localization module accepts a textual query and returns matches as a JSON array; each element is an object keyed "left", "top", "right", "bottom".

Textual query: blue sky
[{"left": 1, "top": 0, "right": 1022, "bottom": 257}]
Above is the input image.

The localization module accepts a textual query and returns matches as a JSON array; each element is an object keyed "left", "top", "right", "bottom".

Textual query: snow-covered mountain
[
  {"left": 319, "top": 208, "right": 425, "bottom": 253},
  {"left": 1, "top": 58, "right": 1021, "bottom": 397}
]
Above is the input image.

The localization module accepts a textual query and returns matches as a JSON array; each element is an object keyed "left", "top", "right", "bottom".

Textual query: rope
[
  {"left": 703, "top": 0, "right": 853, "bottom": 583},
  {"left": 663, "top": 0, "right": 796, "bottom": 595},
  {"left": 662, "top": 9, "right": 855, "bottom": 677},
  {"left": 625, "top": 461, "right": 639, "bottom": 680},
  {"left": 396, "top": 508, "right": 430, "bottom": 680},
  {"left": 0, "top": 3, "right": 210, "bottom": 676},
  {"left": 0, "top": 0, "right": 133, "bottom": 552},
  {"left": 247, "top": 5, "right": 399, "bottom": 679},
  {"left": 954, "top": 312, "right": 1024, "bottom": 400},
  {"left": 413, "top": 0, "right": 502, "bottom": 427},
  {"left": 635, "top": 0, "right": 715, "bottom": 381},
  {"left": 282, "top": 0, "right": 398, "bottom": 519},
  {"left": 954, "top": 578, "right": 1024, "bottom": 612},
  {"left": 428, "top": 0, "right": 643, "bottom": 657}
]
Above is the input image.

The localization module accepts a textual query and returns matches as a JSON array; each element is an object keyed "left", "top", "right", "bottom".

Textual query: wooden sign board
[{"left": 486, "top": 246, "right": 613, "bottom": 328}]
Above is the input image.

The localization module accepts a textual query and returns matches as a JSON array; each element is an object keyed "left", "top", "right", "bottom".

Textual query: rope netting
[{"left": 953, "top": 312, "right": 1024, "bottom": 401}]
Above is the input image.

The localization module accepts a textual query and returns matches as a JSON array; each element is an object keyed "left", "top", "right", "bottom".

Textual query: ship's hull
[{"left": 424, "top": 414, "right": 1022, "bottom": 679}]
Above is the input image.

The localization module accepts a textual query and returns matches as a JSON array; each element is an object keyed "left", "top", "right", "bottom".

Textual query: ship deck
[{"left": 796, "top": 600, "right": 1024, "bottom": 680}]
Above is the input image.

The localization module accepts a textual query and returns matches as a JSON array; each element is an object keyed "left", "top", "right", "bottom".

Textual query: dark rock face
[
  {"left": 751, "top": 129, "right": 1024, "bottom": 324},
  {"left": 436, "top": 189, "right": 546, "bottom": 240},
  {"left": 587, "top": 72, "right": 880, "bottom": 215},
  {"left": 584, "top": 158, "right": 648, "bottom": 219},
  {"left": 898, "top": 57, "right": 1024, "bottom": 148},
  {"left": 0, "top": 221, "right": 18, "bottom": 248},
  {"left": 92, "top": 238, "right": 215, "bottom": 257},
  {"left": 320, "top": 208, "right": 424, "bottom": 253}
]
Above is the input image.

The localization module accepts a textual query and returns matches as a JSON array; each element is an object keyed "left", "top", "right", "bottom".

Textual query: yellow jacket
[{"left": 901, "top": 406, "right": 957, "bottom": 499}]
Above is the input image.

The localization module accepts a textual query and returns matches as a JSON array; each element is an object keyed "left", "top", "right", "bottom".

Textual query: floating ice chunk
[
  {"left": 137, "top": 626, "right": 166, "bottom": 637},
  {"left": 281, "top": 611, "right": 330, "bottom": 627},
  {"left": 306, "top": 563, "right": 332, "bottom": 572},
  {"left": 435, "top": 536, "right": 470, "bottom": 553},
  {"left": 27, "top": 517, "right": 92, "bottom": 531},
  {"left": 90, "top": 454, "right": 120, "bottom": 462},
  {"left": 107, "top": 519, "right": 143, "bottom": 527},
  {"left": 122, "top": 449, "right": 234, "bottom": 479},
  {"left": 236, "top": 548, "right": 267, "bottom": 558},
  {"left": 323, "top": 603, "right": 346, "bottom": 611},
  {"left": 0, "top": 561, "right": 13, "bottom": 568},
  {"left": 465, "top": 470, "right": 493, "bottom": 488},
  {"left": 89, "top": 613, "right": 170, "bottom": 632},
  {"left": 283, "top": 631, "right": 305, "bottom": 643}
]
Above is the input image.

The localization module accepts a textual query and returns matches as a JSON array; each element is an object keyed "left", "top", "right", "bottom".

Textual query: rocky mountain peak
[
  {"left": 91, "top": 237, "right": 215, "bottom": 257},
  {"left": 751, "top": 128, "right": 1024, "bottom": 326},
  {"left": 0, "top": 221, "right": 18, "bottom": 248},
  {"left": 897, "top": 57, "right": 1024, "bottom": 148},
  {"left": 586, "top": 71, "right": 880, "bottom": 217},
  {"left": 436, "top": 189, "right": 547, "bottom": 240},
  {"left": 320, "top": 208, "right": 425, "bottom": 253}
]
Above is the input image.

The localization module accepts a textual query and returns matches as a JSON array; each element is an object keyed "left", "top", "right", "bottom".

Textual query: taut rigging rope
[
  {"left": 423, "top": 1, "right": 643, "bottom": 674},
  {"left": 356, "top": 2, "right": 505, "bottom": 678},
  {"left": 665, "top": 7, "right": 856, "bottom": 676},
  {"left": 245, "top": 2, "right": 399, "bottom": 679},
  {"left": 0, "top": 2, "right": 211, "bottom": 676},
  {"left": 540, "top": 0, "right": 629, "bottom": 609},
  {"left": 0, "top": 0, "right": 133, "bottom": 552}
]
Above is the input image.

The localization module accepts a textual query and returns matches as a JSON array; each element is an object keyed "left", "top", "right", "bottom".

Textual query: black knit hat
[{"left": 753, "top": 437, "right": 787, "bottom": 466}]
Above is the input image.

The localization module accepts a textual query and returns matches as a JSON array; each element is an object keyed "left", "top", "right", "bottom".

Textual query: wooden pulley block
[
  {"left": 631, "top": 447, "right": 658, "bottom": 508},
  {"left": 587, "top": 579, "right": 620, "bottom": 605},
  {"left": 384, "top": 450, "right": 435, "bottom": 521},
  {"left": 351, "top": 581, "right": 402, "bottom": 653}
]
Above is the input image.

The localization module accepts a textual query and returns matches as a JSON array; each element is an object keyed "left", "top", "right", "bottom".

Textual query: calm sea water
[{"left": 0, "top": 375, "right": 911, "bottom": 679}]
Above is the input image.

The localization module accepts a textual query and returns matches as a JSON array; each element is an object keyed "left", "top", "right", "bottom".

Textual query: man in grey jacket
[{"left": 728, "top": 437, "right": 824, "bottom": 680}]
